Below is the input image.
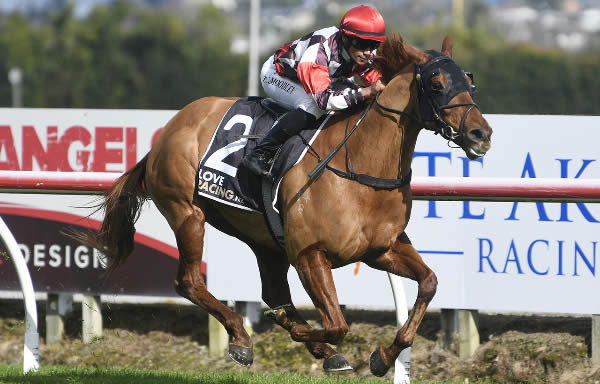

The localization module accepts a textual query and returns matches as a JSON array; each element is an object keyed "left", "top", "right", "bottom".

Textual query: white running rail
[
  {"left": 389, "top": 273, "right": 411, "bottom": 383},
  {"left": 0, "top": 216, "right": 39, "bottom": 373}
]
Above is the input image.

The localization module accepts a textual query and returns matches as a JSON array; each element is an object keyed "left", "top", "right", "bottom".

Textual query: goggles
[{"left": 347, "top": 37, "right": 380, "bottom": 52}]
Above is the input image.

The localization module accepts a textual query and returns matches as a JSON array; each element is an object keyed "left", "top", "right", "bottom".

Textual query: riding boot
[{"left": 242, "top": 108, "right": 316, "bottom": 177}]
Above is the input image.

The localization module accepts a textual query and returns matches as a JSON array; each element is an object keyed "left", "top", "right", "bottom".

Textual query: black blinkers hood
[
  {"left": 417, "top": 50, "right": 472, "bottom": 108},
  {"left": 374, "top": 49, "right": 480, "bottom": 145}
]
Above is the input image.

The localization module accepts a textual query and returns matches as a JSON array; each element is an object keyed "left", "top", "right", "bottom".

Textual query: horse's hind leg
[
  {"left": 364, "top": 232, "right": 438, "bottom": 377},
  {"left": 251, "top": 245, "right": 352, "bottom": 371},
  {"left": 174, "top": 208, "right": 253, "bottom": 366}
]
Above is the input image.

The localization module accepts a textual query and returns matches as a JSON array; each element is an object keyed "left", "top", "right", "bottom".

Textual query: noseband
[{"left": 375, "top": 51, "right": 479, "bottom": 146}]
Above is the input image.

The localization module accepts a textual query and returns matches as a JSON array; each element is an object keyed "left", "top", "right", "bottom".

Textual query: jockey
[{"left": 241, "top": 4, "right": 387, "bottom": 177}]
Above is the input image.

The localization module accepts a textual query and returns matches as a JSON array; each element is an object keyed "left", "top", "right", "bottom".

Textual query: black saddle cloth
[{"left": 195, "top": 96, "right": 327, "bottom": 213}]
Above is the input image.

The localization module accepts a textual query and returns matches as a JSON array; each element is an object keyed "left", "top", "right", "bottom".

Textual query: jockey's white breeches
[{"left": 260, "top": 57, "right": 326, "bottom": 119}]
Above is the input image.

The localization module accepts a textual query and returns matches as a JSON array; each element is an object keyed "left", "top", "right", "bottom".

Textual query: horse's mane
[{"left": 371, "top": 33, "right": 410, "bottom": 84}]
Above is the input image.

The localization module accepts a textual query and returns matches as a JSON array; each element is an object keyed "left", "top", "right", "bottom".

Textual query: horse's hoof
[
  {"left": 369, "top": 348, "right": 391, "bottom": 377},
  {"left": 228, "top": 344, "right": 253, "bottom": 367},
  {"left": 323, "top": 354, "right": 353, "bottom": 372}
]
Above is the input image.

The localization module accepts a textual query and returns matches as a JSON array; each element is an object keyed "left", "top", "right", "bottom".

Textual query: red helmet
[{"left": 339, "top": 5, "right": 386, "bottom": 42}]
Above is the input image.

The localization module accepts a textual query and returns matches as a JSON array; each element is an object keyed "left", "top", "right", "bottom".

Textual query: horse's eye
[{"left": 431, "top": 81, "right": 444, "bottom": 92}]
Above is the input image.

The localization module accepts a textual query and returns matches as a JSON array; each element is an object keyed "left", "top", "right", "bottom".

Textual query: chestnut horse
[{"left": 78, "top": 34, "right": 492, "bottom": 376}]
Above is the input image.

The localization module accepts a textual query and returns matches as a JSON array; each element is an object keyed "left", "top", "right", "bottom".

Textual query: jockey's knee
[{"left": 418, "top": 271, "right": 438, "bottom": 302}]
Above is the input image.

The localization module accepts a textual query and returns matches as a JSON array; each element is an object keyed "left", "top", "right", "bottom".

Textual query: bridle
[
  {"left": 375, "top": 50, "right": 479, "bottom": 146},
  {"left": 305, "top": 51, "right": 479, "bottom": 190}
]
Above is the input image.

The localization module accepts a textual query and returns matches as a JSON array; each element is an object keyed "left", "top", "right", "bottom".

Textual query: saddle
[{"left": 195, "top": 97, "right": 330, "bottom": 249}]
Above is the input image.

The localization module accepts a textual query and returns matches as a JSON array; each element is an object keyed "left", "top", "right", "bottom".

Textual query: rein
[
  {"left": 307, "top": 103, "right": 372, "bottom": 180},
  {"left": 375, "top": 92, "right": 419, "bottom": 123},
  {"left": 306, "top": 101, "right": 412, "bottom": 190}
]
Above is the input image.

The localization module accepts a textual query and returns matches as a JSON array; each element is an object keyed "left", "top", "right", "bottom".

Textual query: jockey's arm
[
  {"left": 296, "top": 42, "right": 385, "bottom": 111},
  {"left": 298, "top": 68, "right": 364, "bottom": 112},
  {"left": 357, "top": 65, "right": 385, "bottom": 99},
  {"left": 360, "top": 78, "right": 385, "bottom": 99}
]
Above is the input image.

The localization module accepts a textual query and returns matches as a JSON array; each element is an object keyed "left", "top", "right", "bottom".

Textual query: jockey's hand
[{"left": 361, "top": 79, "right": 385, "bottom": 99}]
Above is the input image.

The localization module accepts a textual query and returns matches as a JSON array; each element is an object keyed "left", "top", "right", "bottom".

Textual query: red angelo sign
[
  {"left": 0, "top": 116, "right": 196, "bottom": 297},
  {"left": 0, "top": 125, "right": 138, "bottom": 172}
]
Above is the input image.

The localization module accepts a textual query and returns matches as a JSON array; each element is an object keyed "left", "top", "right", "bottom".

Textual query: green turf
[{"left": 0, "top": 365, "right": 499, "bottom": 384}]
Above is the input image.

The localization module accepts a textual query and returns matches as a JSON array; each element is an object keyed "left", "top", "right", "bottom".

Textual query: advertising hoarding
[{"left": 0, "top": 109, "right": 598, "bottom": 314}]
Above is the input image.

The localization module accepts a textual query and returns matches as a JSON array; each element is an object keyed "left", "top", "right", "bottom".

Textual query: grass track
[{"left": 0, "top": 365, "right": 493, "bottom": 384}]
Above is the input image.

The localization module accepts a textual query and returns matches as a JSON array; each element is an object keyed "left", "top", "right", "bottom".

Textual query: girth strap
[
  {"left": 261, "top": 175, "right": 285, "bottom": 251},
  {"left": 326, "top": 166, "right": 412, "bottom": 190}
]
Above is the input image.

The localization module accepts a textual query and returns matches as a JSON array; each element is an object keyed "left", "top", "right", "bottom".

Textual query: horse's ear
[
  {"left": 403, "top": 43, "right": 430, "bottom": 65},
  {"left": 441, "top": 35, "right": 453, "bottom": 57}
]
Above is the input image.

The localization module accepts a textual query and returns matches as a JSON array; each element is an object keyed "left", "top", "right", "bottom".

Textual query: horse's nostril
[{"left": 468, "top": 128, "right": 484, "bottom": 142}]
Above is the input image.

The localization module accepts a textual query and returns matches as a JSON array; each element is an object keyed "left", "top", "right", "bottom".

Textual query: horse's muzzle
[{"left": 463, "top": 125, "right": 492, "bottom": 159}]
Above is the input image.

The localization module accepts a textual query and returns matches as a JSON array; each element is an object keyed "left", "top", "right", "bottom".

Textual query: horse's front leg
[
  {"left": 291, "top": 244, "right": 349, "bottom": 345},
  {"left": 364, "top": 232, "right": 438, "bottom": 377}
]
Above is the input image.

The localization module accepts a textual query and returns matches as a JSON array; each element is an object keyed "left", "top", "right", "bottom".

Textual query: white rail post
[
  {"left": 82, "top": 295, "right": 103, "bottom": 343},
  {"left": 247, "top": 0, "right": 260, "bottom": 96},
  {"left": 46, "top": 293, "right": 72, "bottom": 344},
  {"left": 592, "top": 314, "right": 600, "bottom": 366},
  {"left": 0, "top": 216, "right": 39, "bottom": 373},
  {"left": 458, "top": 309, "right": 479, "bottom": 358},
  {"left": 440, "top": 308, "right": 458, "bottom": 351},
  {"left": 209, "top": 300, "right": 229, "bottom": 357},
  {"left": 388, "top": 272, "right": 410, "bottom": 384},
  {"left": 235, "top": 301, "right": 262, "bottom": 335}
]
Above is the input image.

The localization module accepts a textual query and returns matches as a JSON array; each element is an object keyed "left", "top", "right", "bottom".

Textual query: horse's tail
[{"left": 67, "top": 155, "right": 149, "bottom": 272}]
